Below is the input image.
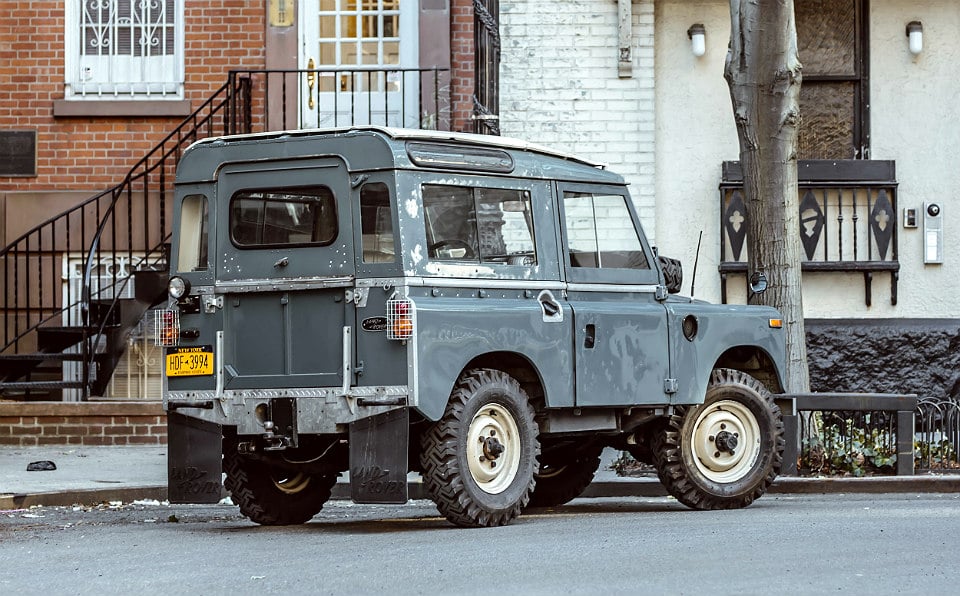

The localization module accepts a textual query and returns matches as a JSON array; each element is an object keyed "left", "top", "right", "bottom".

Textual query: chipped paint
[
  {"left": 404, "top": 198, "right": 419, "bottom": 218},
  {"left": 410, "top": 244, "right": 423, "bottom": 266},
  {"left": 425, "top": 262, "right": 497, "bottom": 277}
]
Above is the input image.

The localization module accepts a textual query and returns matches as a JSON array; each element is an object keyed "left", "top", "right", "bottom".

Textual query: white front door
[{"left": 299, "top": 0, "right": 419, "bottom": 128}]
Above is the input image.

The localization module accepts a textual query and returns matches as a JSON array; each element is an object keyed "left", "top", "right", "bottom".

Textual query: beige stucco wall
[{"left": 655, "top": 0, "right": 960, "bottom": 318}]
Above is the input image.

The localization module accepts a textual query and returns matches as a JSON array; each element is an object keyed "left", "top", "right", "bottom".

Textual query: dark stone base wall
[{"left": 805, "top": 319, "right": 960, "bottom": 401}]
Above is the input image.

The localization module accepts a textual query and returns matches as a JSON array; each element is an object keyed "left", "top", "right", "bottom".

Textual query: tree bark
[{"left": 725, "top": 0, "right": 809, "bottom": 393}]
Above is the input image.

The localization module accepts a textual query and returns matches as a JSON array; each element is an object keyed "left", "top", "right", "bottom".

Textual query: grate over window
[{"left": 67, "top": 0, "right": 184, "bottom": 99}]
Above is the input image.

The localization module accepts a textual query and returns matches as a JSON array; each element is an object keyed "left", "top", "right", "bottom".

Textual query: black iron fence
[
  {"left": 783, "top": 393, "right": 960, "bottom": 476},
  {"left": 915, "top": 397, "right": 960, "bottom": 472},
  {"left": 226, "top": 67, "right": 449, "bottom": 133}
]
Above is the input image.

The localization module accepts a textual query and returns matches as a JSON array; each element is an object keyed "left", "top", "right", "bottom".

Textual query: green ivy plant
[{"left": 800, "top": 419, "right": 897, "bottom": 477}]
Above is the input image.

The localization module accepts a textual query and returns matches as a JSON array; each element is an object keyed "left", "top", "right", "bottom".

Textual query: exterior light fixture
[
  {"left": 906, "top": 21, "right": 923, "bottom": 55},
  {"left": 688, "top": 24, "right": 706, "bottom": 57}
]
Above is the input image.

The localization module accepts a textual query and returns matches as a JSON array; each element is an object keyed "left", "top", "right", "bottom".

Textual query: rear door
[
  {"left": 558, "top": 184, "right": 670, "bottom": 407},
  {"left": 216, "top": 159, "right": 355, "bottom": 390}
]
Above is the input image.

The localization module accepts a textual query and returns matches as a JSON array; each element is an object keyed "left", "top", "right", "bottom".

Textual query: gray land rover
[{"left": 161, "top": 127, "right": 787, "bottom": 528}]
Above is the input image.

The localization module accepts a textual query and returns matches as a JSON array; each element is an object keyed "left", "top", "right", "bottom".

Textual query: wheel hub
[
  {"left": 483, "top": 435, "right": 505, "bottom": 460},
  {"left": 714, "top": 430, "right": 738, "bottom": 453}
]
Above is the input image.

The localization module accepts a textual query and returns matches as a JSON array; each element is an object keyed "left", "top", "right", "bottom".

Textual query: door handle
[
  {"left": 306, "top": 57, "right": 316, "bottom": 110},
  {"left": 274, "top": 256, "right": 289, "bottom": 268},
  {"left": 537, "top": 290, "right": 564, "bottom": 323},
  {"left": 584, "top": 323, "right": 596, "bottom": 349}
]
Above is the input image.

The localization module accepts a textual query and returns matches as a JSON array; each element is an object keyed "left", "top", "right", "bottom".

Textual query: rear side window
[
  {"left": 360, "top": 182, "right": 397, "bottom": 263},
  {"left": 422, "top": 184, "right": 537, "bottom": 266},
  {"left": 177, "top": 194, "right": 209, "bottom": 271},
  {"left": 230, "top": 186, "right": 337, "bottom": 247}
]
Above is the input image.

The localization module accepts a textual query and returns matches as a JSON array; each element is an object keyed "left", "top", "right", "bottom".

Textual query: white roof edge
[{"left": 188, "top": 126, "right": 607, "bottom": 169}]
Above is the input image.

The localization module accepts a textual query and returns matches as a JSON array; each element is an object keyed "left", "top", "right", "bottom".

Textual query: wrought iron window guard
[{"left": 719, "top": 160, "right": 899, "bottom": 307}]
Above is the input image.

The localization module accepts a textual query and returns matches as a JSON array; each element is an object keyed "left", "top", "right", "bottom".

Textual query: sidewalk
[{"left": 3, "top": 445, "right": 959, "bottom": 511}]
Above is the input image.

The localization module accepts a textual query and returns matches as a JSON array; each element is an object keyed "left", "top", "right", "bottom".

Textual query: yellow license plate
[{"left": 165, "top": 346, "right": 214, "bottom": 377}]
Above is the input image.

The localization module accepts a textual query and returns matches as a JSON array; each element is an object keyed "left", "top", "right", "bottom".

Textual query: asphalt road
[{"left": 2, "top": 493, "right": 959, "bottom": 595}]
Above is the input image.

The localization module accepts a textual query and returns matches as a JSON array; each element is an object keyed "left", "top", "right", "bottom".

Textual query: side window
[
  {"left": 564, "top": 192, "right": 649, "bottom": 270},
  {"left": 177, "top": 194, "right": 208, "bottom": 272},
  {"left": 423, "top": 185, "right": 536, "bottom": 265},
  {"left": 360, "top": 182, "right": 396, "bottom": 263},
  {"left": 230, "top": 186, "right": 337, "bottom": 247}
]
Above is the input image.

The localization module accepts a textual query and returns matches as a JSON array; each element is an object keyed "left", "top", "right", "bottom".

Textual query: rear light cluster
[
  {"left": 386, "top": 298, "right": 415, "bottom": 340},
  {"left": 155, "top": 309, "right": 180, "bottom": 347}
]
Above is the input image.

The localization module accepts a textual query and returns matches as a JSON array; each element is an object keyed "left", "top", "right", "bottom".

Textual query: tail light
[
  {"left": 155, "top": 309, "right": 180, "bottom": 346},
  {"left": 386, "top": 298, "right": 414, "bottom": 341}
]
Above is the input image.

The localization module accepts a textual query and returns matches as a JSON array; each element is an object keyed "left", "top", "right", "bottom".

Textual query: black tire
[
  {"left": 652, "top": 368, "right": 784, "bottom": 510},
  {"left": 420, "top": 368, "right": 540, "bottom": 527},
  {"left": 526, "top": 447, "right": 603, "bottom": 508},
  {"left": 223, "top": 443, "right": 337, "bottom": 526}
]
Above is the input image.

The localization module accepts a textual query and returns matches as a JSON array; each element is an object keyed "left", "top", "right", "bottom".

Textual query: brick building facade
[{"left": 1, "top": 1, "right": 481, "bottom": 444}]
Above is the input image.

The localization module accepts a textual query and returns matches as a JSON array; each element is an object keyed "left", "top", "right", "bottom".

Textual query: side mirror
[
  {"left": 658, "top": 256, "right": 683, "bottom": 294},
  {"left": 749, "top": 271, "right": 768, "bottom": 296}
]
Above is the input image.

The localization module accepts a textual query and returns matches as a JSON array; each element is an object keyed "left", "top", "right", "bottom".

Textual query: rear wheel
[
  {"left": 223, "top": 442, "right": 337, "bottom": 526},
  {"left": 526, "top": 446, "right": 603, "bottom": 508},
  {"left": 420, "top": 368, "right": 540, "bottom": 527},
  {"left": 652, "top": 368, "right": 784, "bottom": 510}
]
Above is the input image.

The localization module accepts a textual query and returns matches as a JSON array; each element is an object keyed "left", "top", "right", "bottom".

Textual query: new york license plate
[{"left": 165, "top": 346, "right": 214, "bottom": 377}]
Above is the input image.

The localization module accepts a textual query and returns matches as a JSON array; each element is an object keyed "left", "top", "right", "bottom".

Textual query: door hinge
[
  {"left": 655, "top": 285, "right": 669, "bottom": 301},
  {"left": 664, "top": 378, "right": 679, "bottom": 394}
]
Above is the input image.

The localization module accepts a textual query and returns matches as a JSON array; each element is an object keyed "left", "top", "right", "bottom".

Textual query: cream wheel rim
[
  {"left": 273, "top": 472, "right": 311, "bottom": 495},
  {"left": 467, "top": 403, "right": 522, "bottom": 494},
  {"left": 690, "top": 400, "right": 762, "bottom": 483}
]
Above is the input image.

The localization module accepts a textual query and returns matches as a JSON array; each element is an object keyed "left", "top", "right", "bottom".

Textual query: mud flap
[
  {"left": 167, "top": 412, "right": 223, "bottom": 504},
  {"left": 349, "top": 408, "right": 409, "bottom": 504}
]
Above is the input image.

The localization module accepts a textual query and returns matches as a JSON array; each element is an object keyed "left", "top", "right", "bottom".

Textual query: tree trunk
[{"left": 724, "top": 0, "right": 809, "bottom": 393}]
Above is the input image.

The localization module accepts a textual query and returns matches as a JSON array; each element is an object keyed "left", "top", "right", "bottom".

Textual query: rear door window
[{"left": 230, "top": 186, "right": 337, "bottom": 248}]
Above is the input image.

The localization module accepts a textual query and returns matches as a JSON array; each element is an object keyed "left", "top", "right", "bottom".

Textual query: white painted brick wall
[{"left": 500, "top": 0, "right": 657, "bottom": 241}]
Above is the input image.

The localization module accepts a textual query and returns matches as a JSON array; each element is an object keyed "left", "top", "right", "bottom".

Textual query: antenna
[{"left": 690, "top": 231, "right": 703, "bottom": 299}]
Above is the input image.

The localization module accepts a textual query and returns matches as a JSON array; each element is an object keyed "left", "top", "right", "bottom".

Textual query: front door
[
  {"left": 299, "top": 0, "right": 419, "bottom": 128},
  {"left": 216, "top": 159, "right": 355, "bottom": 390},
  {"left": 559, "top": 185, "right": 670, "bottom": 407}
]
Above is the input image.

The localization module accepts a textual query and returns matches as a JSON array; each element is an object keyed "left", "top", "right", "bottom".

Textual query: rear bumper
[{"left": 164, "top": 385, "right": 410, "bottom": 435}]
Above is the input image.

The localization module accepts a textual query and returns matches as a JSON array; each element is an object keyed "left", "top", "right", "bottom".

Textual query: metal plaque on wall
[{"left": 0, "top": 130, "right": 37, "bottom": 177}]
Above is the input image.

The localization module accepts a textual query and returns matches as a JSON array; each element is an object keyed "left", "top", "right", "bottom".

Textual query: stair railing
[
  {"left": 3, "top": 66, "right": 448, "bottom": 398},
  {"left": 76, "top": 77, "right": 253, "bottom": 397}
]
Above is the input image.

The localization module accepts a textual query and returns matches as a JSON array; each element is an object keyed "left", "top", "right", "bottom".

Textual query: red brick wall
[
  {"left": 0, "top": 402, "right": 167, "bottom": 446},
  {"left": 450, "top": 0, "right": 475, "bottom": 132},
  {"left": 0, "top": 1, "right": 266, "bottom": 192}
]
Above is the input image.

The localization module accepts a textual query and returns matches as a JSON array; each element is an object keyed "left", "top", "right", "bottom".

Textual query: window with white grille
[{"left": 65, "top": 0, "right": 184, "bottom": 100}]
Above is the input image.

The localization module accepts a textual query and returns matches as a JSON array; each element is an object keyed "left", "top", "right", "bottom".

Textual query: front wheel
[
  {"left": 652, "top": 368, "right": 784, "bottom": 510},
  {"left": 420, "top": 368, "right": 540, "bottom": 527}
]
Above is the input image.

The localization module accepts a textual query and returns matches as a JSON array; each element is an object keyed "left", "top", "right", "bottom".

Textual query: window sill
[{"left": 53, "top": 99, "right": 192, "bottom": 118}]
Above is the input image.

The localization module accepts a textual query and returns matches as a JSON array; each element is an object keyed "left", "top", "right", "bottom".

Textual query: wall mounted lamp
[
  {"left": 687, "top": 24, "right": 706, "bottom": 57},
  {"left": 906, "top": 21, "right": 923, "bottom": 55}
]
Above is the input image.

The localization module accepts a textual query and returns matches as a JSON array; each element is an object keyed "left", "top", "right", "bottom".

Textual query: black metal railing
[
  {"left": 915, "top": 397, "right": 960, "bottom": 473},
  {"left": 1, "top": 78, "right": 249, "bottom": 357},
  {"left": 226, "top": 67, "right": 449, "bottom": 133},
  {"left": 2, "top": 67, "right": 451, "bottom": 399},
  {"left": 782, "top": 393, "right": 917, "bottom": 477},
  {"left": 720, "top": 160, "right": 899, "bottom": 306}
]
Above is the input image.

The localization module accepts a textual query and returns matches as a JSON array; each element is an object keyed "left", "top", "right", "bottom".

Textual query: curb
[
  {"left": 5, "top": 475, "right": 959, "bottom": 511},
  {"left": 1, "top": 486, "right": 168, "bottom": 511}
]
